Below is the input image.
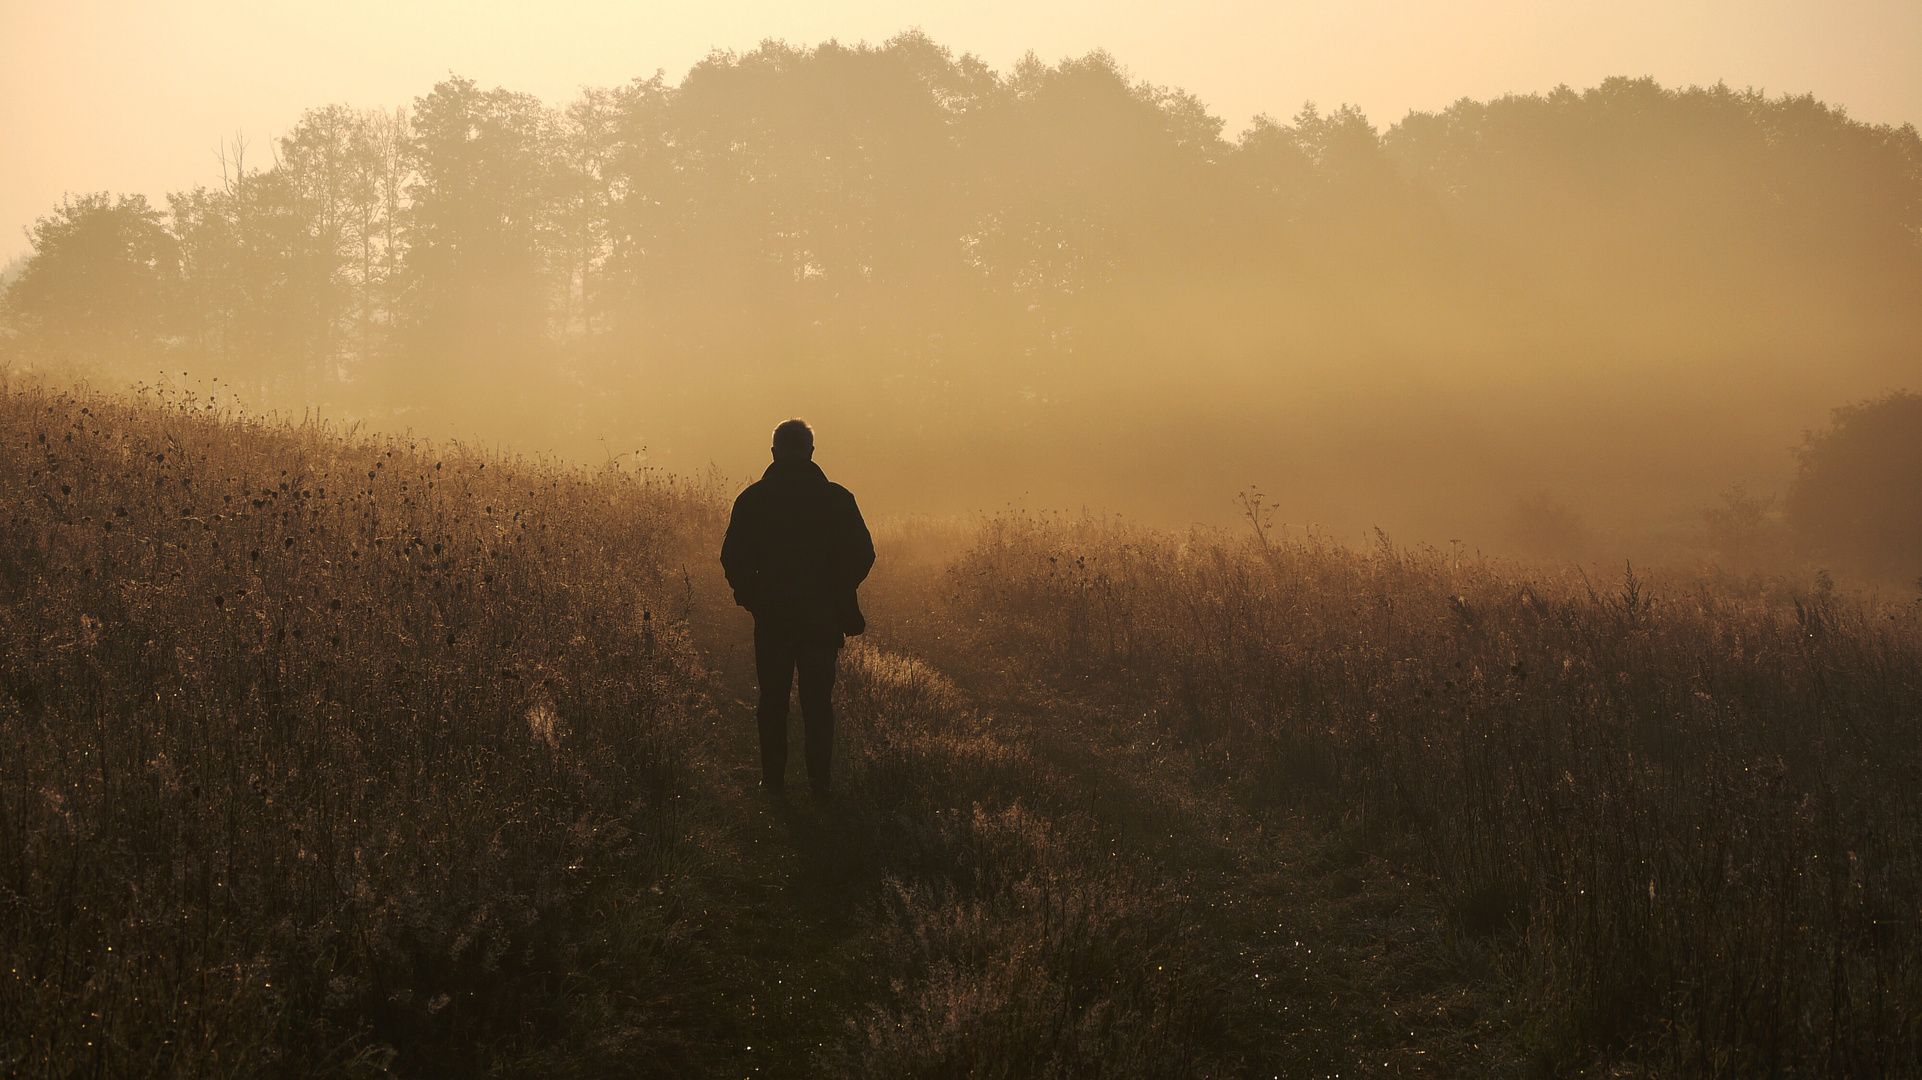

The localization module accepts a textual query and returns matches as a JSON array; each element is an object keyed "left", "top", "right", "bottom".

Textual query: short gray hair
[{"left": 772, "top": 418, "right": 814, "bottom": 456}]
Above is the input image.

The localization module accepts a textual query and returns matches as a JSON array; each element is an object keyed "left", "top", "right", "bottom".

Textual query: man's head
[{"left": 771, "top": 418, "right": 814, "bottom": 461}]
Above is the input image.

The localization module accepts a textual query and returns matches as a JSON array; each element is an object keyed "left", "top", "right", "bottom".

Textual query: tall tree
[
  {"left": 0, "top": 194, "right": 179, "bottom": 381},
  {"left": 170, "top": 158, "right": 335, "bottom": 402},
  {"left": 277, "top": 105, "right": 410, "bottom": 388}
]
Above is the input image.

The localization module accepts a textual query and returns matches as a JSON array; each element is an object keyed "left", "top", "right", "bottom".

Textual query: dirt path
[
  {"left": 669, "top": 635, "right": 893, "bottom": 1078},
  {"left": 674, "top": 633, "right": 1520, "bottom": 1077}
]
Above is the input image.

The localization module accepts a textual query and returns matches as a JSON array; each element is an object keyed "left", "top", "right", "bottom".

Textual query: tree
[
  {"left": 0, "top": 194, "right": 179, "bottom": 380},
  {"left": 277, "top": 105, "right": 410, "bottom": 384},
  {"left": 6, "top": 49, "right": 1920, "bottom": 525},
  {"left": 1785, "top": 391, "right": 1922, "bottom": 579},
  {"left": 1703, "top": 486, "right": 1786, "bottom": 568},
  {"left": 1382, "top": 80, "right": 1922, "bottom": 352},
  {"left": 394, "top": 77, "right": 560, "bottom": 420},
  {"left": 1507, "top": 490, "right": 1588, "bottom": 560},
  {"left": 170, "top": 163, "right": 336, "bottom": 403},
  {"left": 554, "top": 87, "right": 624, "bottom": 337},
  {"left": 402, "top": 78, "right": 557, "bottom": 339}
]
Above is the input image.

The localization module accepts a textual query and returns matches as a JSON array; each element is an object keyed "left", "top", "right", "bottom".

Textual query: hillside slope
[{"left": 4, "top": 383, "right": 1918, "bottom": 1076}]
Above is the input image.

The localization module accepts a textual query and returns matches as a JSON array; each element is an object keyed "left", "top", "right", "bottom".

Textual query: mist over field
[
  {"left": 6, "top": 16, "right": 1922, "bottom": 1077},
  {"left": 4, "top": 33, "right": 1917, "bottom": 560}
]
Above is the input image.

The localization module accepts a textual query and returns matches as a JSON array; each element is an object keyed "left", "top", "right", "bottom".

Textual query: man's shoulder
[
  {"left": 728, "top": 481, "right": 773, "bottom": 527},
  {"left": 826, "top": 481, "right": 862, "bottom": 510}
]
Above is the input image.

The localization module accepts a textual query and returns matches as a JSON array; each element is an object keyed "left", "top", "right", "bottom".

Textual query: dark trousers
[{"left": 753, "top": 620, "right": 838, "bottom": 793}]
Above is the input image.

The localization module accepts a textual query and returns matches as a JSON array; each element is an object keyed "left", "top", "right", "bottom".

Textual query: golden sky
[{"left": 2, "top": 0, "right": 1918, "bottom": 263}]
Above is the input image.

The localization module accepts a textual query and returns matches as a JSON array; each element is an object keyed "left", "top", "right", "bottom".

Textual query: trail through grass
[{"left": 678, "top": 602, "right": 1522, "bottom": 1077}]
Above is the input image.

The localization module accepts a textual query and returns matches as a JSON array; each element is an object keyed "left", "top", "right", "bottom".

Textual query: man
[{"left": 720, "top": 419, "right": 875, "bottom": 800}]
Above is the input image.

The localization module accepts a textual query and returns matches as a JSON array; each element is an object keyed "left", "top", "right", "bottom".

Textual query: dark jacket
[{"left": 720, "top": 458, "right": 875, "bottom": 648}]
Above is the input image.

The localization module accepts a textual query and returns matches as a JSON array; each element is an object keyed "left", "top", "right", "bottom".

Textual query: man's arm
[
  {"left": 838, "top": 488, "right": 876, "bottom": 588},
  {"left": 719, "top": 493, "right": 761, "bottom": 611}
]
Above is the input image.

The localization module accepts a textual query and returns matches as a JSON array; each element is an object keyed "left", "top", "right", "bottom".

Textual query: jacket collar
[{"left": 762, "top": 458, "right": 828, "bottom": 484}]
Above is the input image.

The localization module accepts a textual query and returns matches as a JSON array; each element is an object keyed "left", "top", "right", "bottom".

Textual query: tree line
[{"left": 3, "top": 33, "right": 1918, "bottom": 518}]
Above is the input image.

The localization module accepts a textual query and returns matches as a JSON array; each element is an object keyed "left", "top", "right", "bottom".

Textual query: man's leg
[
  {"left": 795, "top": 646, "right": 838, "bottom": 798},
  {"left": 753, "top": 621, "right": 797, "bottom": 790}
]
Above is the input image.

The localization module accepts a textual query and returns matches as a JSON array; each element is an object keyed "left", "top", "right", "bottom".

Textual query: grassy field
[
  {"left": 904, "top": 515, "right": 1922, "bottom": 1075},
  {"left": 3, "top": 381, "right": 1917, "bottom": 1077}
]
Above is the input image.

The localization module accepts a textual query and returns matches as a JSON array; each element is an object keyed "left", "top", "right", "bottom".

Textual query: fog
[{"left": 3, "top": 34, "right": 1918, "bottom": 557}]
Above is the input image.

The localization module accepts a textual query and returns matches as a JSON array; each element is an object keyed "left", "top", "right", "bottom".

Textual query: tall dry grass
[
  {"left": 0, "top": 381, "right": 1232, "bottom": 1078},
  {"left": 0, "top": 380, "right": 716, "bottom": 1075},
  {"left": 936, "top": 513, "right": 1922, "bottom": 1075},
  {"left": 10, "top": 376, "right": 1918, "bottom": 1077},
  {"left": 829, "top": 644, "right": 1223, "bottom": 1079}
]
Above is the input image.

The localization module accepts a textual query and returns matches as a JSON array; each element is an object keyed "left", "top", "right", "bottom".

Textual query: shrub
[
  {"left": 1506, "top": 491, "right": 1589, "bottom": 561},
  {"left": 1702, "top": 484, "right": 1787, "bottom": 568},
  {"left": 1786, "top": 389, "right": 1922, "bottom": 580}
]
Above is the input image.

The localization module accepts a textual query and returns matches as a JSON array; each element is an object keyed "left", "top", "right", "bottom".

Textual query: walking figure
[{"left": 721, "top": 419, "right": 875, "bottom": 800}]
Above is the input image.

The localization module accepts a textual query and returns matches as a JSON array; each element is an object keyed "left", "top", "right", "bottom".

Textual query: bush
[
  {"left": 1702, "top": 485, "right": 1787, "bottom": 568},
  {"left": 1786, "top": 389, "right": 1922, "bottom": 580},
  {"left": 1506, "top": 491, "right": 1589, "bottom": 561}
]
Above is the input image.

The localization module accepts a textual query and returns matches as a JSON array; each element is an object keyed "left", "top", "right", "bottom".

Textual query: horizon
[{"left": 4, "top": 0, "right": 1920, "bottom": 266}]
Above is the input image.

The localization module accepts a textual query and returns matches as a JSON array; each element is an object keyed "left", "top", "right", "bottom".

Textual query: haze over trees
[
  {"left": 3, "top": 33, "right": 1919, "bottom": 550},
  {"left": 4, "top": 31, "right": 1922, "bottom": 1076}
]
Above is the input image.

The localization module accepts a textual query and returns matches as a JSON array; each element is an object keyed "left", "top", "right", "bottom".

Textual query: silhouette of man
[{"left": 721, "top": 419, "right": 875, "bottom": 800}]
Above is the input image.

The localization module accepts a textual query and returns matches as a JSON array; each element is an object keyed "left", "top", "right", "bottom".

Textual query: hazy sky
[{"left": 3, "top": 0, "right": 1918, "bottom": 264}]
